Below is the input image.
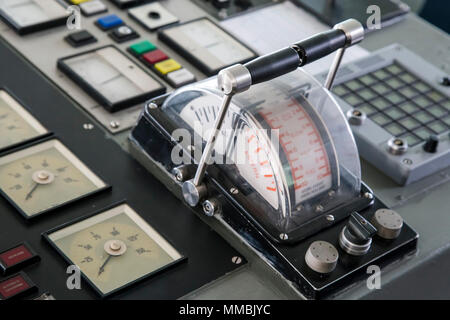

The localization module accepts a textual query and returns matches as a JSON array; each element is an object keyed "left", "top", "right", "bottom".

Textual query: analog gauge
[
  {"left": 0, "top": 0, "right": 68, "bottom": 35},
  {"left": 44, "top": 203, "right": 185, "bottom": 297},
  {"left": 0, "top": 139, "right": 109, "bottom": 219},
  {"left": 158, "top": 18, "right": 257, "bottom": 75},
  {"left": 159, "top": 70, "right": 362, "bottom": 241},
  {"left": 0, "top": 89, "right": 49, "bottom": 153},
  {"left": 57, "top": 46, "right": 166, "bottom": 112},
  {"left": 178, "top": 93, "right": 336, "bottom": 212}
]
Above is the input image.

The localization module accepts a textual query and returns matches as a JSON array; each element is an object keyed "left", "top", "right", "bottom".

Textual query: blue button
[{"left": 97, "top": 14, "right": 123, "bottom": 30}]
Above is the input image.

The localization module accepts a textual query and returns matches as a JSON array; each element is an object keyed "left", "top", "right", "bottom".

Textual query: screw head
[
  {"left": 110, "top": 121, "right": 120, "bottom": 129},
  {"left": 402, "top": 158, "right": 413, "bottom": 165},
  {"left": 364, "top": 192, "right": 374, "bottom": 200},
  {"left": 315, "top": 205, "right": 324, "bottom": 213},
  {"left": 202, "top": 199, "right": 220, "bottom": 217},
  {"left": 326, "top": 214, "right": 335, "bottom": 222},
  {"left": 83, "top": 123, "right": 94, "bottom": 130},
  {"left": 230, "top": 187, "right": 239, "bottom": 195},
  {"left": 279, "top": 233, "right": 288, "bottom": 240},
  {"left": 231, "top": 256, "right": 242, "bottom": 264},
  {"left": 148, "top": 102, "right": 158, "bottom": 109}
]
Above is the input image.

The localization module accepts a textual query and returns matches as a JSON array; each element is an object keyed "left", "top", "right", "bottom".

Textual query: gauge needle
[
  {"left": 25, "top": 183, "right": 38, "bottom": 200},
  {"left": 98, "top": 255, "right": 113, "bottom": 277}
]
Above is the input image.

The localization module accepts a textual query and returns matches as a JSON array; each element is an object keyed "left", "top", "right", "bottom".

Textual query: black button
[
  {"left": 109, "top": 25, "right": 140, "bottom": 43},
  {"left": 423, "top": 135, "right": 439, "bottom": 153},
  {"left": 65, "top": 30, "right": 97, "bottom": 47},
  {"left": 440, "top": 76, "right": 450, "bottom": 87}
]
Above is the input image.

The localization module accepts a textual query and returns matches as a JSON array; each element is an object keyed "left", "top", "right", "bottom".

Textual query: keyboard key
[
  {"left": 415, "top": 127, "right": 434, "bottom": 140},
  {"left": 428, "top": 121, "right": 448, "bottom": 134},
  {"left": 414, "top": 111, "right": 434, "bottom": 124},
  {"left": 109, "top": 25, "right": 139, "bottom": 43},
  {"left": 372, "top": 113, "right": 392, "bottom": 126},
  {"left": 167, "top": 69, "right": 196, "bottom": 87},
  {"left": 142, "top": 49, "right": 168, "bottom": 65},
  {"left": 129, "top": 41, "right": 157, "bottom": 56},
  {"left": 65, "top": 30, "right": 97, "bottom": 47},
  {"left": 80, "top": 0, "right": 108, "bottom": 17},
  {"left": 385, "top": 122, "right": 407, "bottom": 136},
  {"left": 96, "top": 14, "right": 123, "bottom": 30},
  {"left": 154, "top": 59, "right": 181, "bottom": 75},
  {"left": 399, "top": 133, "right": 421, "bottom": 147},
  {"left": 399, "top": 117, "right": 420, "bottom": 131}
]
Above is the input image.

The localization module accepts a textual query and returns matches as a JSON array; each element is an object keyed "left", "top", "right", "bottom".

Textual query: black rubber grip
[
  {"left": 244, "top": 47, "right": 300, "bottom": 85},
  {"left": 243, "top": 29, "right": 347, "bottom": 85},
  {"left": 295, "top": 29, "right": 347, "bottom": 66}
]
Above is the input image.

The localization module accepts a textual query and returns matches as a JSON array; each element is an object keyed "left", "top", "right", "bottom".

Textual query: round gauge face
[
  {"left": 0, "top": 139, "right": 107, "bottom": 218},
  {"left": 180, "top": 95, "right": 281, "bottom": 210},
  {"left": 0, "top": 90, "right": 48, "bottom": 151},
  {"left": 178, "top": 93, "right": 335, "bottom": 211},
  {"left": 46, "top": 204, "right": 183, "bottom": 297}
]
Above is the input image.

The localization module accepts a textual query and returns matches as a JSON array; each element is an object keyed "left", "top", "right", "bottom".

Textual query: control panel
[
  {"left": 316, "top": 45, "right": 450, "bottom": 185},
  {"left": 0, "top": 0, "right": 448, "bottom": 301}
]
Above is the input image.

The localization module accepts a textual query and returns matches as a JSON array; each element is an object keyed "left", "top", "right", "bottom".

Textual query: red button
[
  {"left": 0, "top": 245, "right": 32, "bottom": 268},
  {"left": 142, "top": 49, "right": 169, "bottom": 65}
]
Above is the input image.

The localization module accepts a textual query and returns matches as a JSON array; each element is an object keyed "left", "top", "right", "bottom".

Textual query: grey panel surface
[{"left": 1, "top": 0, "right": 450, "bottom": 300}]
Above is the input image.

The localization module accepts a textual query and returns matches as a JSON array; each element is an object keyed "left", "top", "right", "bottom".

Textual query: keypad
[{"left": 333, "top": 63, "right": 450, "bottom": 147}]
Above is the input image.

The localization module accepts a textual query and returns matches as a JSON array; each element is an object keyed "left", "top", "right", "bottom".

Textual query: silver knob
[
  {"left": 371, "top": 209, "right": 403, "bottom": 240},
  {"left": 305, "top": 241, "right": 339, "bottom": 274}
]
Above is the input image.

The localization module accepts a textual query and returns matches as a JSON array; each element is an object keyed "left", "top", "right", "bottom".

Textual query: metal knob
[
  {"left": 305, "top": 241, "right": 339, "bottom": 274},
  {"left": 371, "top": 209, "right": 403, "bottom": 240},
  {"left": 339, "top": 212, "right": 377, "bottom": 256}
]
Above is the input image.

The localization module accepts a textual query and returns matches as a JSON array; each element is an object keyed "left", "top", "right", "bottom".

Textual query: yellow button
[
  {"left": 154, "top": 59, "right": 181, "bottom": 75},
  {"left": 69, "top": 0, "right": 90, "bottom": 4}
]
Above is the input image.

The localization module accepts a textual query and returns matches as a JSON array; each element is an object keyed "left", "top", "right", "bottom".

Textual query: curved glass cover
[{"left": 161, "top": 68, "right": 361, "bottom": 240}]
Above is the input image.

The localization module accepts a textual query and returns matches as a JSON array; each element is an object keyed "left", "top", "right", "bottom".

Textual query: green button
[
  {"left": 399, "top": 73, "right": 416, "bottom": 84},
  {"left": 428, "top": 121, "right": 448, "bottom": 134},
  {"left": 386, "top": 64, "right": 403, "bottom": 75},
  {"left": 399, "top": 102, "right": 419, "bottom": 114},
  {"left": 415, "top": 127, "right": 433, "bottom": 140},
  {"left": 385, "top": 123, "right": 406, "bottom": 136},
  {"left": 359, "top": 75, "right": 377, "bottom": 86},
  {"left": 332, "top": 85, "right": 348, "bottom": 96},
  {"left": 129, "top": 41, "right": 156, "bottom": 55},
  {"left": 371, "top": 113, "right": 392, "bottom": 126},
  {"left": 400, "top": 133, "right": 421, "bottom": 147},
  {"left": 414, "top": 111, "right": 434, "bottom": 124},
  {"left": 385, "top": 107, "right": 406, "bottom": 120},
  {"left": 357, "top": 103, "right": 377, "bottom": 116}
]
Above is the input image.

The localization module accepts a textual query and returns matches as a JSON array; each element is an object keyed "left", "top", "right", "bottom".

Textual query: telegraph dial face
[
  {"left": 44, "top": 203, "right": 184, "bottom": 297},
  {"left": 0, "top": 139, "right": 108, "bottom": 219},
  {"left": 0, "top": 89, "right": 48, "bottom": 152}
]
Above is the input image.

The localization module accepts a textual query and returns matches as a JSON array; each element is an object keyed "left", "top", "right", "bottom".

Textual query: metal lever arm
[{"left": 183, "top": 19, "right": 364, "bottom": 207}]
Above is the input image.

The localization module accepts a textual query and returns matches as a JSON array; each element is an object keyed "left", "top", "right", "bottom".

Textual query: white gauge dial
[
  {"left": 179, "top": 92, "right": 335, "bottom": 210},
  {"left": 0, "top": 139, "right": 107, "bottom": 218},
  {"left": 0, "top": 90, "right": 48, "bottom": 151},
  {"left": 46, "top": 204, "right": 183, "bottom": 296}
]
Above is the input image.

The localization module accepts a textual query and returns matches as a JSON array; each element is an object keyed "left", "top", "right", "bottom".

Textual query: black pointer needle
[
  {"left": 25, "top": 183, "right": 38, "bottom": 200},
  {"left": 98, "top": 255, "right": 113, "bottom": 276}
]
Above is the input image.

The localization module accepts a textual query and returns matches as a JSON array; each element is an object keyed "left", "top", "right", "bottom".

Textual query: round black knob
[
  {"left": 423, "top": 135, "right": 439, "bottom": 153},
  {"left": 440, "top": 76, "right": 450, "bottom": 87}
]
